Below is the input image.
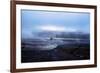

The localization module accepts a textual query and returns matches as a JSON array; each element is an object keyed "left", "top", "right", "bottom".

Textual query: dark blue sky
[{"left": 21, "top": 10, "right": 90, "bottom": 38}]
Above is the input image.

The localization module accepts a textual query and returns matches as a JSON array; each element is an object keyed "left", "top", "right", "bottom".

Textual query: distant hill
[{"left": 32, "top": 31, "right": 90, "bottom": 39}]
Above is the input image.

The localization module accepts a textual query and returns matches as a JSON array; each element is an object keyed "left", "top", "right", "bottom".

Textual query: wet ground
[{"left": 21, "top": 43, "right": 90, "bottom": 63}]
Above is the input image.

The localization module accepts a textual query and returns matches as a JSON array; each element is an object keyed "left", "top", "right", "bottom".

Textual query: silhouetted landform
[
  {"left": 21, "top": 32, "right": 90, "bottom": 63},
  {"left": 34, "top": 31, "right": 90, "bottom": 39}
]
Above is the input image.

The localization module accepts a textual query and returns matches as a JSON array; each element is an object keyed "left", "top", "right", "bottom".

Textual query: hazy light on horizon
[{"left": 37, "top": 25, "right": 78, "bottom": 32}]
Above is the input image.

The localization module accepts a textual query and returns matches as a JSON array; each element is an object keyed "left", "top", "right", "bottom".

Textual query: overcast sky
[{"left": 21, "top": 9, "right": 90, "bottom": 38}]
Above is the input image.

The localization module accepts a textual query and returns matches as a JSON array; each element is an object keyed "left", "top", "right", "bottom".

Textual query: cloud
[{"left": 36, "top": 25, "right": 77, "bottom": 32}]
